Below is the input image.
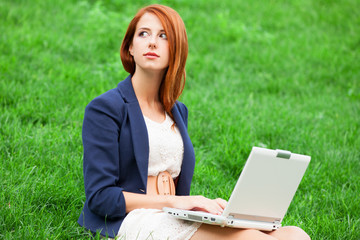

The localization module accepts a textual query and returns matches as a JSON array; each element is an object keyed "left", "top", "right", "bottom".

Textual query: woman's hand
[
  {"left": 123, "top": 192, "right": 227, "bottom": 215},
  {"left": 169, "top": 195, "right": 227, "bottom": 215}
]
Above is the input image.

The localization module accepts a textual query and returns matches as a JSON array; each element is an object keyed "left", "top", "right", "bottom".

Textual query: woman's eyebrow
[
  {"left": 137, "top": 27, "right": 151, "bottom": 31},
  {"left": 137, "top": 27, "right": 165, "bottom": 33}
]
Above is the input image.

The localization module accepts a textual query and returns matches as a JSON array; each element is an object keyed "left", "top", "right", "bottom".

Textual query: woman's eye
[
  {"left": 159, "top": 33, "right": 167, "bottom": 39},
  {"left": 139, "top": 31, "right": 149, "bottom": 37}
]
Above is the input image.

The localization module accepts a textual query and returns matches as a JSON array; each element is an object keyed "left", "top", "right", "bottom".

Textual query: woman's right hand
[{"left": 169, "top": 195, "right": 227, "bottom": 215}]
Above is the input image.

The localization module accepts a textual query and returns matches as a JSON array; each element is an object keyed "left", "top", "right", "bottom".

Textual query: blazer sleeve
[{"left": 82, "top": 93, "right": 126, "bottom": 219}]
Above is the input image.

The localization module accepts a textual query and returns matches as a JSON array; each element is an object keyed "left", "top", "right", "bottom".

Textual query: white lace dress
[{"left": 117, "top": 113, "right": 201, "bottom": 240}]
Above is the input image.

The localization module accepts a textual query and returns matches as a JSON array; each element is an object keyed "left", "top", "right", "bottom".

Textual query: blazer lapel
[
  {"left": 117, "top": 76, "right": 195, "bottom": 193},
  {"left": 172, "top": 106, "right": 190, "bottom": 158},
  {"left": 118, "top": 76, "right": 149, "bottom": 189},
  {"left": 172, "top": 104, "right": 195, "bottom": 193}
]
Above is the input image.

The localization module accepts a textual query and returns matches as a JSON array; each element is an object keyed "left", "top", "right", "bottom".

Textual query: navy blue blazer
[{"left": 77, "top": 75, "right": 196, "bottom": 238}]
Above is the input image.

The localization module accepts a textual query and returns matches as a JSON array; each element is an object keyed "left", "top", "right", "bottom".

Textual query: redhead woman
[{"left": 77, "top": 4, "right": 311, "bottom": 240}]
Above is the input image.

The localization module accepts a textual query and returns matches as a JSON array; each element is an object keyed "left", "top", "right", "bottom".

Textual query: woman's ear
[{"left": 129, "top": 44, "right": 134, "bottom": 56}]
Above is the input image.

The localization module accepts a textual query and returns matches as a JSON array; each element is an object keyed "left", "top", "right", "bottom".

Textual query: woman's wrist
[{"left": 162, "top": 195, "right": 177, "bottom": 208}]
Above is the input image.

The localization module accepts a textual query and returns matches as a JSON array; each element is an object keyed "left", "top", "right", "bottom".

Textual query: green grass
[{"left": 1, "top": 0, "right": 359, "bottom": 239}]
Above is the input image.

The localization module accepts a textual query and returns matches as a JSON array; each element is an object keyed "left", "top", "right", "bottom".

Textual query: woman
[{"left": 78, "top": 4, "right": 310, "bottom": 240}]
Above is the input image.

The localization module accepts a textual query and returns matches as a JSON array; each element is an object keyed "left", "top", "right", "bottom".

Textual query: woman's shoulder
[
  {"left": 173, "top": 101, "right": 189, "bottom": 125},
  {"left": 86, "top": 76, "right": 132, "bottom": 111},
  {"left": 174, "top": 101, "right": 188, "bottom": 111},
  {"left": 174, "top": 101, "right": 188, "bottom": 115},
  {"left": 84, "top": 84, "right": 127, "bottom": 123},
  {"left": 87, "top": 87, "right": 124, "bottom": 109}
]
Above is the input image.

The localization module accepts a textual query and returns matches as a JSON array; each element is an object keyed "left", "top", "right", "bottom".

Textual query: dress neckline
[{"left": 143, "top": 113, "right": 169, "bottom": 125}]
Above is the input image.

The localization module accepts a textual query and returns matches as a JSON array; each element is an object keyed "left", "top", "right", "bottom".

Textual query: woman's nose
[{"left": 148, "top": 36, "right": 157, "bottom": 49}]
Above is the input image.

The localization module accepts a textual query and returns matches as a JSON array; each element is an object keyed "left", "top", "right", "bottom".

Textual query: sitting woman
[{"left": 77, "top": 4, "right": 311, "bottom": 240}]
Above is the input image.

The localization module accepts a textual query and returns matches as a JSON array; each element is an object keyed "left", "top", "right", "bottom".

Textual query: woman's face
[{"left": 130, "top": 13, "right": 170, "bottom": 74}]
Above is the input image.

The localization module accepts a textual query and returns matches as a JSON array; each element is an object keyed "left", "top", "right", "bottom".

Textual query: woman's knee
[
  {"left": 283, "top": 226, "right": 311, "bottom": 240},
  {"left": 269, "top": 226, "right": 311, "bottom": 240},
  {"left": 238, "top": 229, "right": 277, "bottom": 240},
  {"left": 192, "top": 225, "right": 277, "bottom": 240}
]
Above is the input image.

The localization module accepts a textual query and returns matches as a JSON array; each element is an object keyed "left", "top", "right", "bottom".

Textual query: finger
[
  {"left": 192, "top": 197, "right": 223, "bottom": 215},
  {"left": 215, "top": 198, "right": 228, "bottom": 209},
  {"left": 207, "top": 199, "right": 224, "bottom": 215}
]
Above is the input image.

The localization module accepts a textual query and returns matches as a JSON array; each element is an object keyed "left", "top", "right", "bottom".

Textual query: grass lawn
[{"left": 1, "top": 0, "right": 359, "bottom": 239}]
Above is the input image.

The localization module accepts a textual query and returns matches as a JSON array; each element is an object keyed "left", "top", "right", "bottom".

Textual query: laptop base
[{"left": 163, "top": 207, "right": 280, "bottom": 231}]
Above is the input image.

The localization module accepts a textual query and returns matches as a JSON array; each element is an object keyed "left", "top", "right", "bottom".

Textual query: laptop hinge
[
  {"left": 276, "top": 149, "right": 291, "bottom": 159},
  {"left": 228, "top": 213, "right": 280, "bottom": 224}
]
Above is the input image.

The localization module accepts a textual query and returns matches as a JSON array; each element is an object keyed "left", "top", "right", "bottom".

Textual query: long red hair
[{"left": 120, "top": 5, "right": 188, "bottom": 121}]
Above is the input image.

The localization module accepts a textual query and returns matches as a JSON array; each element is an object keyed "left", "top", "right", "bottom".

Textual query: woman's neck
[
  {"left": 132, "top": 69, "right": 164, "bottom": 104},
  {"left": 131, "top": 69, "right": 166, "bottom": 123}
]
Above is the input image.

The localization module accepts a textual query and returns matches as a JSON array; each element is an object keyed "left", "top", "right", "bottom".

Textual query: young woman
[{"left": 78, "top": 4, "right": 311, "bottom": 240}]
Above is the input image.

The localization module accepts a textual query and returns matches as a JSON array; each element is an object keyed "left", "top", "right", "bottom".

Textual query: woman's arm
[
  {"left": 82, "top": 93, "right": 127, "bottom": 219},
  {"left": 123, "top": 192, "right": 227, "bottom": 215}
]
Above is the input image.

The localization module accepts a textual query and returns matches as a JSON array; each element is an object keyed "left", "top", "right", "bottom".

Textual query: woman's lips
[{"left": 144, "top": 52, "right": 159, "bottom": 59}]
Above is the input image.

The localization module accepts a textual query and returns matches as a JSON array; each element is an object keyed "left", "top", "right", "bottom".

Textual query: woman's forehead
[{"left": 136, "top": 13, "right": 165, "bottom": 31}]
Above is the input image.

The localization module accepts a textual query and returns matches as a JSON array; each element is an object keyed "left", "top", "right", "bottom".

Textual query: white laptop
[{"left": 163, "top": 146, "right": 310, "bottom": 231}]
